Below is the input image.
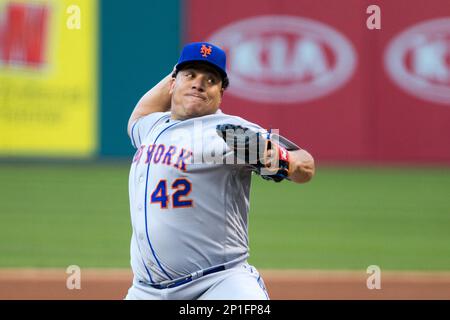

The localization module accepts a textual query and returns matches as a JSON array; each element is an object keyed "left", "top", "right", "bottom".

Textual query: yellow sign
[{"left": 0, "top": 0, "right": 97, "bottom": 157}]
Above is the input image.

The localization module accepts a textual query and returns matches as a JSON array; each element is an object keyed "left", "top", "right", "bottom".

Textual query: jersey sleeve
[{"left": 129, "top": 112, "right": 169, "bottom": 148}]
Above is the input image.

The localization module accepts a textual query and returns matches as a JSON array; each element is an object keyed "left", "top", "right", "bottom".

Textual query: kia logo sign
[
  {"left": 208, "top": 15, "right": 357, "bottom": 104},
  {"left": 385, "top": 18, "right": 450, "bottom": 105}
]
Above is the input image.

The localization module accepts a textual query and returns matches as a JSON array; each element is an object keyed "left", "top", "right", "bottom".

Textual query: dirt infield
[{"left": 1, "top": 269, "right": 449, "bottom": 300}]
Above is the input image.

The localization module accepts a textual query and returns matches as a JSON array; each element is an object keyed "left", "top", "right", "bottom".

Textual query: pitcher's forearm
[
  {"left": 127, "top": 73, "right": 173, "bottom": 135},
  {"left": 288, "top": 149, "right": 315, "bottom": 184}
]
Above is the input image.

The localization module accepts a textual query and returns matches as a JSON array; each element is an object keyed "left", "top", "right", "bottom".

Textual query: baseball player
[{"left": 125, "top": 42, "right": 315, "bottom": 300}]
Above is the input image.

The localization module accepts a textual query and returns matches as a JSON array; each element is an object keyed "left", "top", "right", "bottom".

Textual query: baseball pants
[{"left": 125, "top": 262, "right": 269, "bottom": 300}]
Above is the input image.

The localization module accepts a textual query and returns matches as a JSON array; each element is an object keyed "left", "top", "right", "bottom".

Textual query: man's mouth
[{"left": 185, "top": 93, "right": 206, "bottom": 101}]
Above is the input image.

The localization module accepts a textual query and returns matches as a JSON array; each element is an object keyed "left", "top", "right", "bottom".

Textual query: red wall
[{"left": 186, "top": 0, "right": 450, "bottom": 163}]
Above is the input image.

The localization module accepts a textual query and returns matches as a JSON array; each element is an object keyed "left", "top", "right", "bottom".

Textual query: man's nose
[{"left": 191, "top": 76, "right": 206, "bottom": 91}]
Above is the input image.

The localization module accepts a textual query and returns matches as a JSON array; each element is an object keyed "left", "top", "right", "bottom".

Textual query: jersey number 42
[{"left": 150, "top": 178, "right": 193, "bottom": 209}]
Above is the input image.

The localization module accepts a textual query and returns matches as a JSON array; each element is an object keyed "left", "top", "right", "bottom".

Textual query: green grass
[
  {"left": 0, "top": 163, "right": 449, "bottom": 271},
  {"left": 0, "top": 164, "right": 131, "bottom": 268},
  {"left": 249, "top": 166, "right": 450, "bottom": 271}
]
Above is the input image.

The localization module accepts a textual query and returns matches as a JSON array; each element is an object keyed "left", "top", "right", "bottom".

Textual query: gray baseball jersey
[{"left": 128, "top": 109, "right": 266, "bottom": 286}]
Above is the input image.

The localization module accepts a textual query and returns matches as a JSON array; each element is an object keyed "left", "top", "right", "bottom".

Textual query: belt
[{"left": 142, "top": 264, "right": 226, "bottom": 290}]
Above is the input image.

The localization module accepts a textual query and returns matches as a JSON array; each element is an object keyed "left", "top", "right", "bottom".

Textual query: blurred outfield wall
[
  {"left": 0, "top": 0, "right": 181, "bottom": 158},
  {"left": 1, "top": 0, "right": 449, "bottom": 162},
  {"left": 188, "top": 0, "right": 450, "bottom": 164},
  {"left": 0, "top": 0, "right": 98, "bottom": 157}
]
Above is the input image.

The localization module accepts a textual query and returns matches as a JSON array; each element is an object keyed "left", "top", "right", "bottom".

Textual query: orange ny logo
[{"left": 200, "top": 44, "right": 212, "bottom": 57}]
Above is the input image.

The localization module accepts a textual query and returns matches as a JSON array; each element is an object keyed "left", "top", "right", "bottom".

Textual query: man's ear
[
  {"left": 169, "top": 76, "right": 176, "bottom": 95},
  {"left": 220, "top": 88, "right": 224, "bottom": 97}
]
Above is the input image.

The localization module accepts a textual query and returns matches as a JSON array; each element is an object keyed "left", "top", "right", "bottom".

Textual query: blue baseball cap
[{"left": 175, "top": 42, "right": 227, "bottom": 80}]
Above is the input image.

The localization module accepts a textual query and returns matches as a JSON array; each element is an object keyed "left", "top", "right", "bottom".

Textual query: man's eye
[
  {"left": 185, "top": 73, "right": 193, "bottom": 77},
  {"left": 208, "top": 78, "right": 216, "bottom": 84}
]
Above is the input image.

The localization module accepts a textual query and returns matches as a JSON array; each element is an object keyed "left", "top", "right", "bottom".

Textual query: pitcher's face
[{"left": 170, "top": 64, "right": 224, "bottom": 120}]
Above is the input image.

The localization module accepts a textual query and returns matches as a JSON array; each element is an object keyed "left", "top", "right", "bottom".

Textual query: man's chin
[
  {"left": 171, "top": 101, "right": 217, "bottom": 120},
  {"left": 182, "top": 104, "right": 207, "bottom": 119}
]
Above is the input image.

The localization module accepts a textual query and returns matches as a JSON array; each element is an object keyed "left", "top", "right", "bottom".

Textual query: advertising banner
[
  {"left": 0, "top": 0, "right": 97, "bottom": 157},
  {"left": 187, "top": 0, "right": 450, "bottom": 163}
]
